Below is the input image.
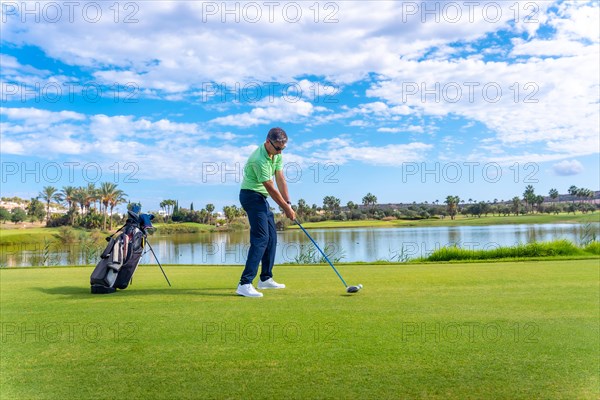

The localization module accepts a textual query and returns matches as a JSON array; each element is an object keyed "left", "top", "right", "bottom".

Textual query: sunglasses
[{"left": 269, "top": 139, "right": 286, "bottom": 151}]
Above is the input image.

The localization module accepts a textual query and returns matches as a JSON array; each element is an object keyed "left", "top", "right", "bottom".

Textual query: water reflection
[{"left": 2, "top": 223, "right": 598, "bottom": 266}]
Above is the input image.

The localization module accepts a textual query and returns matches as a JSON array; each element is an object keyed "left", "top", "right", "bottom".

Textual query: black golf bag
[{"left": 90, "top": 210, "right": 150, "bottom": 294}]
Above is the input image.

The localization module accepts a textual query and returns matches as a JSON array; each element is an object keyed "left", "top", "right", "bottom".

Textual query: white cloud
[
  {"left": 1, "top": 0, "right": 598, "bottom": 185},
  {"left": 299, "top": 136, "right": 433, "bottom": 166},
  {"left": 0, "top": 1, "right": 551, "bottom": 95},
  {"left": 552, "top": 159, "right": 585, "bottom": 176},
  {"left": 551, "top": 3, "right": 600, "bottom": 42},
  {"left": 1, "top": 107, "right": 85, "bottom": 124},
  {"left": 366, "top": 47, "right": 600, "bottom": 161},
  {"left": 378, "top": 125, "right": 424, "bottom": 133},
  {"left": 510, "top": 38, "right": 588, "bottom": 57},
  {"left": 323, "top": 142, "right": 433, "bottom": 166},
  {"left": 378, "top": 127, "right": 402, "bottom": 133},
  {"left": 210, "top": 98, "right": 319, "bottom": 126},
  {"left": 2, "top": 107, "right": 422, "bottom": 185}
]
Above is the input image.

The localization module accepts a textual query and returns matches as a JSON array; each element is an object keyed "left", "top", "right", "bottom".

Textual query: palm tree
[
  {"left": 99, "top": 182, "right": 126, "bottom": 230},
  {"left": 83, "top": 183, "right": 98, "bottom": 214},
  {"left": 323, "top": 196, "right": 341, "bottom": 214},
  {"left": 99, "top": 182, "right": 116, "bottom": 230},
  {"left": 206, "top": 203, "right": 215, "bottom": 225},
  {"left": 511, "top": 196, "right": 522, "bottom": 216},
  {"left": 549, "top": 188, "right": 559, "bottom": 202},
  {"left": 38, "top": 186, "right": 63, "bottom": 224},
  {"left": 568, "top": 185, "right": 578, "bottom": 203},
  {"left": 72, "top": 187, "right": 87, "bottom": 215},
  {"left": 297, "top": 199, "right": 310, "bottom": 219},
  {"left": 61, "top": 186, "right": 77, "bottom": 225},
  {"left": 577, "top": 188, "right": 593, "bottom": 204},
  {"left": 444, "top": 195, "right": 460, "bottom": 220},
  {"left": 534, "top": 195, "right": 544, "bottom": 213},
  {"left": 523, "top": 185, "right": 536, "bottom": 214},
  {"left": 362, "top": 193, "right": 377, "bottom": 212},
  {"left": 108, "top": 189, "right": 126, "bottom": 230}
]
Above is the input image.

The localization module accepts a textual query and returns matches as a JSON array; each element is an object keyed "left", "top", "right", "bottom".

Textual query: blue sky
[{"left": 1, "top": 1, "right": 598, "bottom": 213}]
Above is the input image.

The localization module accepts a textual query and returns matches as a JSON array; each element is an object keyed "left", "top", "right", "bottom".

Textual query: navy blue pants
[{"left": 239, "top": 189, "right": 277, "bottom": 285}]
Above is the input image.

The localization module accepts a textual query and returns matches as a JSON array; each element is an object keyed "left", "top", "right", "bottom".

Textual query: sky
[{"left": 1, "top": 0, "right": 599, "bottom": 213}]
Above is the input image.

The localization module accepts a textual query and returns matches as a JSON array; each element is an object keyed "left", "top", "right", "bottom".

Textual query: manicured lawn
[
  {"left": 1, "top": 260, "right": 598, "bottom": 399},
  {"left": 0, "top": 226, "right": 64, "bottom": 245}
]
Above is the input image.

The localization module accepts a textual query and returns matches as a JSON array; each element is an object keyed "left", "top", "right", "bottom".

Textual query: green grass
[
  {"left": 153, "top": 222, "right": 215, "bottom": 234},
  {"left": 417, "top": 239, "right": 599, "bottom": 262},
  {"left": 291, "top": 212, "right": 599, "bottom": 229},
  {"left": 1, "top": 261, "right": 598, "bottom": 399},
  {"left": 0, "top": 227, "right": 66, "bottom": 245},
  {"left": 0, "top": 222, "right": 214, "bottom": 246}
]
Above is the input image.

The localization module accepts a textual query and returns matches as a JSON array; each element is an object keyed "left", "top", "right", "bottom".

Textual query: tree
[
  {"left": 61, "top": 186, "right": 77, "bottom": 225},
  {"left": 511, "top": 196, "right": 522, "bottom": 216},
  {"left": 444, "top": 195, "right": 460, "bottom": 220},
  {"left": 11, "top": 208, "right": 26, "bottom": 224},
  {"left": 206, "top": 203, "right": 215, "bottom": 225},
  {"left": 322, "top": 196, "right": 340, "bottom": 214},
  {"left": 223, "top": 205, "right": 242, "bottom": 222},
  {"left": 549, "top": 188, "right": 559, "bottom": 202},
  {"left": 576, "top": 187, "right": 594, "bottom": 204},
  {"left": 523, "top": 185, "right": 536, "bottom": 214},
  {"left": 0, "top": 207, "right": 10, "bottom": 223},
  {"left": 38, "top": 186, "right": 63, "bottom": 225},
  {"left": 107, "top": 189, "right": 127, "bottom": 230},
  {"left": 99, "top": 182, "right": 119, "bottom": 230},
  {"left": 362, "top": 193, "right": 377, "bottom": 211},
  {"left": 160, "top": 199, "right": 177, "bottom": 221},
  {"left": 27, "top": 198, "right": 46, "bottom": 223},
  {"left": 346, "top": 201, "right": 358, "bottom": 210},
  {"left": 479, "top": 201, "right": 491, "bottom": 217},
  {"left": 568, "top": 185, "right": 578, "bottom": 204},
  {"left": 296, "top": 199, "right": 311, "bottom": 219},
  {"left": 72, "top": 187, "right": 86, "bottom": 216},
  {"left": 534, "top": 195, "right": 544, "bottom": 213},
  {"left": 84, "top": 183, "right": 99, "bottom": 214}
]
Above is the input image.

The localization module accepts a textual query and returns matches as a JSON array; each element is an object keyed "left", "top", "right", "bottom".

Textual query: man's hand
[
  {"left": 263, "top": 180, "right": 296, "bottom": 220},
  {"left": 284, "top": 205, "right": 296, "bottom": 221}
]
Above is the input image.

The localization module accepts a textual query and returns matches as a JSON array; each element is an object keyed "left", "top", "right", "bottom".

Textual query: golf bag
[{"left": 90, "top": 209, "right": 150, "bottom": 294}]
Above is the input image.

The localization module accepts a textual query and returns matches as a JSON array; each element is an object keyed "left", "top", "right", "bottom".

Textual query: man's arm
[
  {"left": 262, "top": 179, "right": 295, "bottom": 220},
  {"left": 274, "top": 170, "right": 290, "bottom": 203}
]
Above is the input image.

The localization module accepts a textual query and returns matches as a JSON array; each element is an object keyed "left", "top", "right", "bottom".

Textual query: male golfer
[{"left": 236, "top": 127, "right": 296, "bottom": 297}]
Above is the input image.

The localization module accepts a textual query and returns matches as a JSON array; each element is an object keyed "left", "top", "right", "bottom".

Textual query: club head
[{"left": 346, "top": 284, "right": 363, "bottom": 293}]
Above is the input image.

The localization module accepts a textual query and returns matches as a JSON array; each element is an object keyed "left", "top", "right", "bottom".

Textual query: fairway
[{"left": 1, "top": 261, "right": 598, "bottom": 399}]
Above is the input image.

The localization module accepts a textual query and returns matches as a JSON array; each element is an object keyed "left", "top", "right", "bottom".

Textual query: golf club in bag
[
  {"left": 294, "top": 219, "right": 362, "bottom": 294},
  {"left": 90, "top": 206, "right": 171, "bottom": 294}
]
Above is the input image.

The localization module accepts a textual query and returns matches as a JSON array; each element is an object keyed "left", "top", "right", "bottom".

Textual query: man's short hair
[{"left": 267, "top": 127, "right": 288, "bottom": 143}]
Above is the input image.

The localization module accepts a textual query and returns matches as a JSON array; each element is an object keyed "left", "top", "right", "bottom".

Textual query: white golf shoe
[
  {"left": 236, "top": 283, "right": 263, "bottom": 297},
  {"left": 257, "top": 278, "right": 286, "bottom": 289}
]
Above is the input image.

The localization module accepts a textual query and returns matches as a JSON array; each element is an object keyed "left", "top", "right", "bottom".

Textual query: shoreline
[{"left": 1, "top": 212, "right": 598, "bottom": 246}]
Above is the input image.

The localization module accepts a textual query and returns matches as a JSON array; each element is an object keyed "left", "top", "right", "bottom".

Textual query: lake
[{"left": 3, "top": 223, "right": 597, "bottom": 267}]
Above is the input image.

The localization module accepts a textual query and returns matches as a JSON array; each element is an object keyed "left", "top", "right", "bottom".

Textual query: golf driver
[{"left": 294, "top": 219, "right": 362, "bottom": 294}]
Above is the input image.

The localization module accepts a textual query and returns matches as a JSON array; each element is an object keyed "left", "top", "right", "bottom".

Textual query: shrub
[
  {"left": 584, "top": 241, "right": 600, "bottom": 255},
  {"left": 46, "top": 214, "right": 70, "bottom": 227},
  {"left": 53, "top": 226, "right": 78, "bottom": 245},
  {"left": 421, "top": 240, "right": 585, "bottom": 262}
]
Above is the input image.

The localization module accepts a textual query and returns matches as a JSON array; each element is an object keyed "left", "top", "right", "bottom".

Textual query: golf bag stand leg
[{"left": 145, "top": 239, "right": 171, "bottom": 287}]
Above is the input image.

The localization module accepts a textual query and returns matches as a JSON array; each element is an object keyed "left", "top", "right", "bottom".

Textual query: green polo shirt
[{"left": 241, "top": 144, "right": 283, "bottom": 197}]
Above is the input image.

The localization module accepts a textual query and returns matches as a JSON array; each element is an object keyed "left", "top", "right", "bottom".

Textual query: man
[{"left": 237, "top": 127, "right": 296, "bottom": 298}]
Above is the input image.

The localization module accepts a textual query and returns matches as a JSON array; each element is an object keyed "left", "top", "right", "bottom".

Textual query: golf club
[{"left": 294, "top": 219, "right": 362, "bottom": 294}]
